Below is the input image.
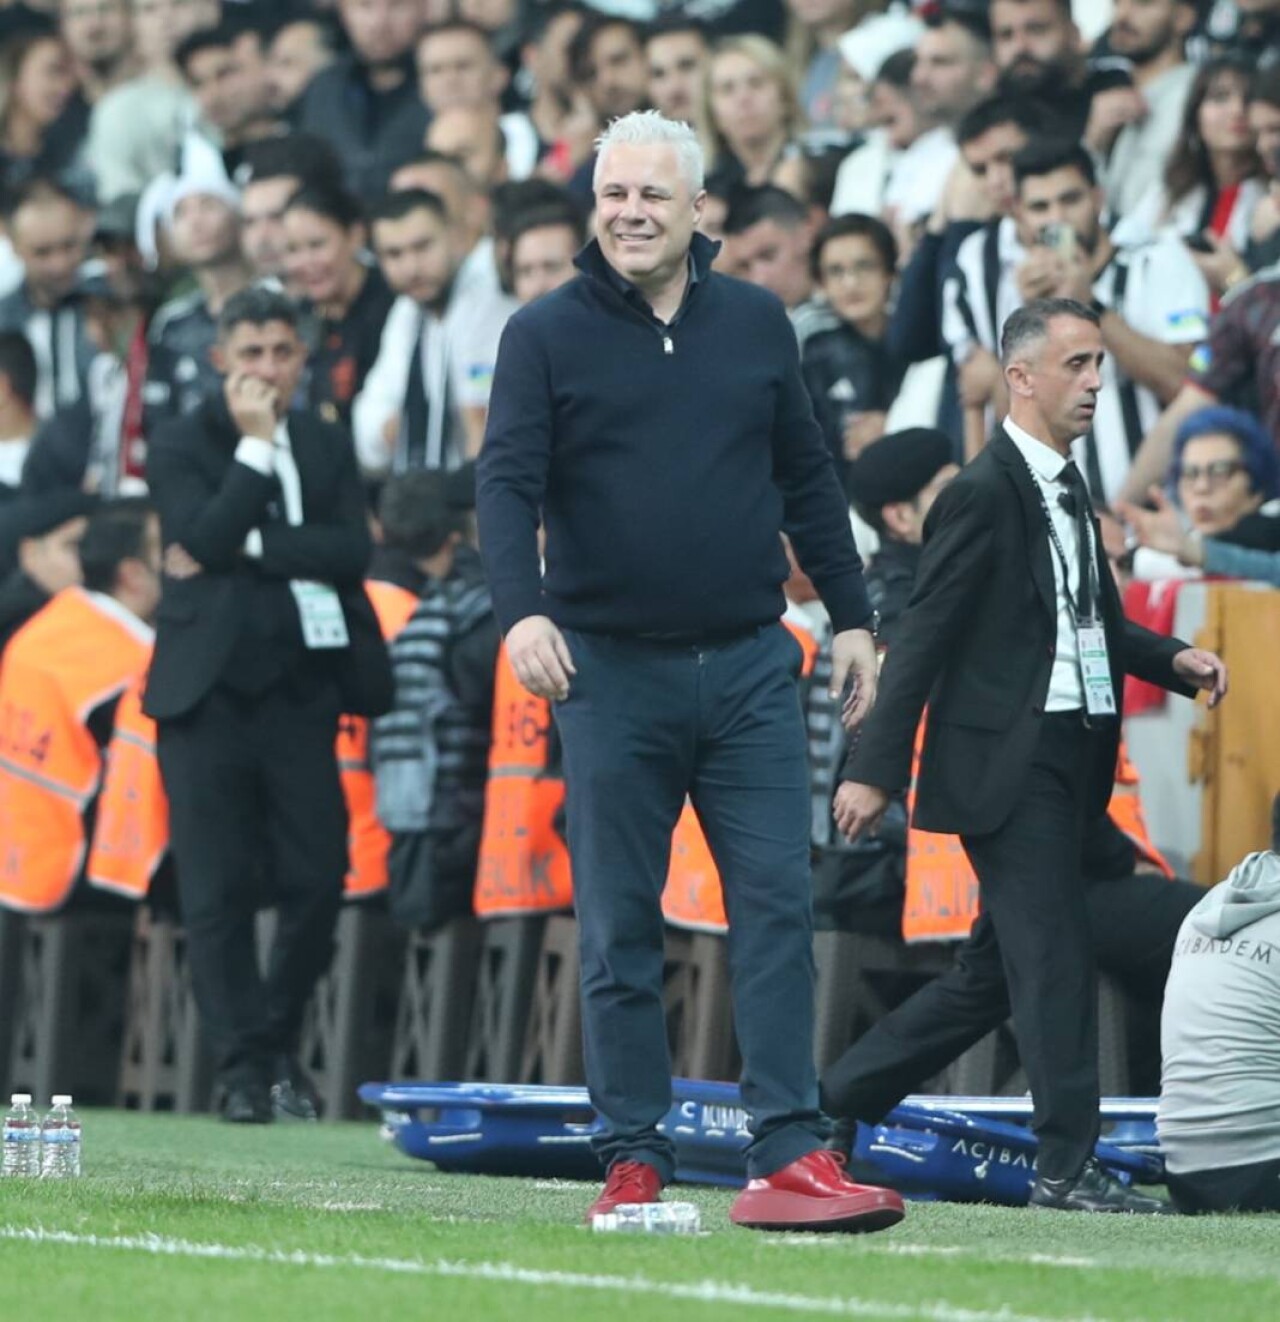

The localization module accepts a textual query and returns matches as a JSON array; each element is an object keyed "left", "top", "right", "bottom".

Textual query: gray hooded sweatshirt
[{"left": 1159, "top": 852, "right": 1280, "bottom": 1174}]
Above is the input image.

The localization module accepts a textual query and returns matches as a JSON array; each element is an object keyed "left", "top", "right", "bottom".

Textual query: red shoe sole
[{"left": 729, "top": 1187, "right": 905, "bottom": 1233}]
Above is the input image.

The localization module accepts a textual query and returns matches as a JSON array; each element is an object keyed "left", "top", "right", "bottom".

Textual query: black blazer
[
  {"left": 848, "top": 427, "right": 1194, "bottom": 836},
  {"left": 143, "top": 394, "right": 392, "bottom": 722}
]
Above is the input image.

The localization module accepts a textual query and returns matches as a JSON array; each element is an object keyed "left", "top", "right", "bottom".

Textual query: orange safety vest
[
  {"left": 902, "top": 728, "right": 1175, "bottom": 943},
  {"left": 338, "top": 579, "right": 420, "bottom": 898},
  {"left": 661, "top": 618, "right": 821, "bottom": 934},
  {"left": 473, "top": 643, "right": 573, "bottom": 917},
  {"left": 0, "top": 589, "right": 152, "bottom": 913},
  {"left": 86, "top": 678, "right": 169, "bottom": 900}
]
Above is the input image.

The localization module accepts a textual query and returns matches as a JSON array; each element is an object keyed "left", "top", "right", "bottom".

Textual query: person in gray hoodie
[{"left": 1159, "top": 850, "right": 1280, "bottom": 1212}]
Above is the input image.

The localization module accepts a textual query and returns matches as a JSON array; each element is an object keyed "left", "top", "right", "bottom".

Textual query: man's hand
[
  {"left": 507, "top": 614, "right": 576, "bottom": 701},
  {"left": 1083, "top": 85, "right": 1147, "bottom": 153},
  {"left": 957, "top": 347, "right": 1000, "bottom": 409},
  {"left": 225, "top": 371, "right": 278, "bottom": 441},
  {"left": 829, "top": 627, "right": 878, "bottom": 730},
  {"left": 833, "top": 780, "right": 890, "bottom": 841},
  {"left": 842, "top": 410, "right": 887, "bottom": 459},
  {"left": 163, "top": 544, "right": 203, "bottom": 579},
  {"left": 1116, "top": 485, "right": 1202, "bottom": 563},
  {"left": 1172, "top": 647, "right": 1228, "bottom": 707},
  {"left": 1016, "top": 249, "right": 1064, "bottom": 303}
]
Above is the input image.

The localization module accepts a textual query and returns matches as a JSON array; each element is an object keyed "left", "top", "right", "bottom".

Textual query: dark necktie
[
  {"left": 1057, "top": 460, "right": 1095, "bottom": 618},
  {"left": 401, "top": 313, "right": 429, "bottom": 471}
]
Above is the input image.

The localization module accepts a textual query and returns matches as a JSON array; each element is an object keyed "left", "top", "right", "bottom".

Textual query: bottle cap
[
  {"left": 51, "top": 1095, "right": 72, "bottom": 1106},
  {"left": 10, "top": 1094, "right": 31, "bottom": 1104}
]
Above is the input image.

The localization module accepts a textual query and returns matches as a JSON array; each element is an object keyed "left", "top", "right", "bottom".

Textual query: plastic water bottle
[
  {"left": 2, "top": 1094, "right": 40, "bottom": 1177},
  {"left": 592, "top": 1202, "right": 701, "bottom": 1234},
  {"left": 39, "top": 1095, "right": 81, "bottom": 1179}
]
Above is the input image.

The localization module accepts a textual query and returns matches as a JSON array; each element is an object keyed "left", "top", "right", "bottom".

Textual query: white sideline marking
[
  {"left": 0, "top": 1225, "right": 1105, "bottom": 1322},
  {"left": 769, "top": 1242, "right": 1099, "bottom": 1270}
]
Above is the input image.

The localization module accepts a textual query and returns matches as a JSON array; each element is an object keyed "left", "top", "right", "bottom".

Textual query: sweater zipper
[{"left": 662, "top": 334, "right": 673, "bottom": 354}]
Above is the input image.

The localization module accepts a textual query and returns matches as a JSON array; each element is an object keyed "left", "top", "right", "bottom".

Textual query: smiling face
[
  {"left": 594, "top": 141, "right": 703, "bottom": 294},
  {"left": 283, "top": 207, "right": 362, "bottom": 307}
]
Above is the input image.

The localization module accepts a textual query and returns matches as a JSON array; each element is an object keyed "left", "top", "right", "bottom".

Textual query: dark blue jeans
[{"left": 553, "top": 623, "right": 828, "bottom": 1181}]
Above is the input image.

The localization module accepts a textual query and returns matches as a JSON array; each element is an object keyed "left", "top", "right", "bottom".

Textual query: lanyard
[{"left": 1024, "top": 460, "right": 1100, "bottom": 623}]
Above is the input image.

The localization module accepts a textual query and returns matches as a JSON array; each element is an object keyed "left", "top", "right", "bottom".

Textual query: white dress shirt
[
  {"left": 1004, "top": 418, "right": 1096, "bottom": 712},
  {"left": 234, "top": 421, "right": 304, "bottom": 559}
]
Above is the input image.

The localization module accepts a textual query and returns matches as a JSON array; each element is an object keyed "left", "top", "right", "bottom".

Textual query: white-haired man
[{"left": 477, "top": 111, "right": 900, "bottom": 1233}]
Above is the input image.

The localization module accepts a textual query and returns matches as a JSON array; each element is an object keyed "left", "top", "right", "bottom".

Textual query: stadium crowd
[{"left": 0, "top": 0, "right": 1277, "bottom": 1215}]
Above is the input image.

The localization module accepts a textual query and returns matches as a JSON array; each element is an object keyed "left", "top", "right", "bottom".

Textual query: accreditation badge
[
  {"left": 1077, "top": 622, "right": 1116, "bottom": 718},
  {"left": 289, "top": 580, "right": 351, "bottom": 649}
]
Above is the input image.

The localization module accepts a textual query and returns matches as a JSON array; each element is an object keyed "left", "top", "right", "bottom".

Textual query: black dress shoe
[
  {"left": 221, "top": 1080, "right": 273, "bottom": 1124},
  {"left": 1030, "top": 1158, "right": 1175, "bottom": 1214},
  {"left": 271, "top": 1056, "right": 321, "bottom": 1121}
]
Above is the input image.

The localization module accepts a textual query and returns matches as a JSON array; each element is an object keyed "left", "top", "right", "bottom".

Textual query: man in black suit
[
  {"left": 838, "top": 297, "right": 1228, "bottom": 1214},
  {"left": 144, "top": 286, "right": 391, "bottom": 1124}
]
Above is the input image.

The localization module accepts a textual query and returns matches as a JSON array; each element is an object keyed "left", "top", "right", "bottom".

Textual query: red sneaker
[
  {"left": 730, "top": 1149, "right": 905, "bottom": 1233},
  {"left": 584, "top": 1159, "right": 664, "bottom": 1224}
]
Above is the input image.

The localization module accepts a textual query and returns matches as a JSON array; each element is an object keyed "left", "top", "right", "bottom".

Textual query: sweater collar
[{"left": 574, "top": 230, "right": 720, "bottom": 296}]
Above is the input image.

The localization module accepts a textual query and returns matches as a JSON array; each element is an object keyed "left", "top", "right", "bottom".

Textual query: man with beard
[
  {"left": 1093, "top": 0, "right": 1199, "bottom": 218},
  {"left": 990, "top": 0, "right": 1091, "bottom": 139},
  {"left": 942, "top": 140, "right": 1210, "bottom": 502},
  {"left": 60, "top": 0, "right": 136, "bottom": 105},
  {"left": 355, "top": 189, "right": 517, "bottom": 476},
  {"left": 298, "top": 0, "right": 429, "bottom": 198}
]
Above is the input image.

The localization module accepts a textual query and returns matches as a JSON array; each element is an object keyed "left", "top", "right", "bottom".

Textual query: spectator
[
  {"left": 1213, "top": 0, "right": 1280, "bottom": 67},
  {"left": 1094, "top": 0, "right": 1198, "bottom": 219},
  {"left": 1119, "top": 406, "right": 1280, "bottom": 577},
  {"left": 1245, "top": 69, "right": 1280, "bottom": 271},
  {"left": 509, "top": 203, "right": 585, "bottom": 305},
  {"left": 0, "top": 178, "right": 96, "bottom": 422},
  {"left": 417, "top": 18, "right": 538, "bottom": 180},
  {"left": 491, "top": 177, "right": 582, "bottom": 290},
  {"left": 802, "top": 215, "right": 906, "bottom": 479},
  {"left": 830, "top": 49, "right": 957, "bottom": 231},
  {"left": 371, "top": 469, "right": 499, "bottom": 931},
  {"left": 701, "top": 34, "right": 806, "bottom": 197},
  {"left": 722, "top": 185, "right": 824, "bottom": 343},
  {"left": 1160, "top": 851, "right": 1280, "bottom": 1213},
  {"left": 355, "top": 188, "right": 516, "bottom": 476},
  {"left": 990, "top": 0, "right": 1092, "bottom": 139},
  {"left": 943, "top": 140, "right": 1210, "bottom": 499},
  {"left": 266, "top": 15, "right": 337, "bottom": 123},
  {"left": 645, "top": 16, "right": 709, "bottom": 129},
  {"left": 389, "top": 150, "right": 500, "bottom": 296},
  {"left": 144, "top": 284, "right": 390, "bottom": 1125},
  {"left": 1117, "top": 57, "right": 1264, "bottom": 299},
  {"left": 143, "top": 167, "right": 251, "bottom": 431},
  {"left": 844, "top": 427, "right": 959, "bottom": 642},
  {"left": 910, "top": 9, "right": 997, "bottom": 131},
  {"left": 282, "top": 183, "right": 394, "bottom": 428},
  {"left": 0, "top": 330, "right": 36, "bottom": 498},
  {"left": 1124, "top": 264, "right": 1280, "bottom": 502},
  {"left": 0, "top": 28, "right": 84, "bottom": 189},
  {"left": 784, "top": 0, "right": 859, "bottom": 130},
  {"left": 516, "top": 5, "right": 585, "bottom": 163},
  {"left": 174, "top": 20, "right": 283, "bottom": 182},
  {"left": 85, "top": 0, "right": 220, "bottom": 204},
  {"left": 297, "top": 0, "right": 429, "bottom": 198},
  {"left": 426, "top": 106, "right": 509, "bottom": 191},
  {"left": 237, "top": 133, "right": 345, "bottom": 285},
  {"left": 569, "top": 14, "right": 648, "bottom": 125},
  {"left": 60, "top": 0, "right": 137, "bottom": 107},
  {"left": 0, "top": 490, "right": 94, "bottom": 646}
]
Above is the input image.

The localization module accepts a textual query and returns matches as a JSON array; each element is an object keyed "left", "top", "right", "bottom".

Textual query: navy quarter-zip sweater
[{"left": 476, "top": 233, "right": 873, "bottom": 639}]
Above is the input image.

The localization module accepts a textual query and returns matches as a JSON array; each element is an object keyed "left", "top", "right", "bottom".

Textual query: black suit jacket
[
  {"left": 848, "top": 427, "right": 1194, "bottom": 836},
  {"left": 143, "top": 394, "right": 392, "bottom": 722}
]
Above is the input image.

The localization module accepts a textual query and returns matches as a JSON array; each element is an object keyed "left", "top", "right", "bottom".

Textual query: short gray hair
[
  {"left": 1000, "top": 297, "right": 1099, "bottom": 366},
  {"left": 593, "top": 111, "right": 705, "bottom": 196}
]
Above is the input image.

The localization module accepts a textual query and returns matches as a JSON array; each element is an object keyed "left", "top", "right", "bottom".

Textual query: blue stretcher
[{"left": 358, "top": 1079, "right": 1162, "bottom": 1206}]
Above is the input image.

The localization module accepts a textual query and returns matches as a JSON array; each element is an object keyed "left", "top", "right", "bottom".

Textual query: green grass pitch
[{"left": 1, "top": 1109, "right": 1277, "bottom": 1320}]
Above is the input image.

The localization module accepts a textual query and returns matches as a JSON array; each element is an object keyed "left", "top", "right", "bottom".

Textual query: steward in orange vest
[
  {"left": 338, "top": 577, "right": 419, "bottom": 898},
  {"left": 474, "top": 641, "right": 573, "bottom": 917},
  {"left": 0, "top": 500, "right": 162, "bottom": 913}
]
